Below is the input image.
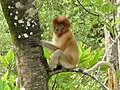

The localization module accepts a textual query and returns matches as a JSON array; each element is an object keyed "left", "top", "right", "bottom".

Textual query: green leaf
[
  {"left": 9, "top": 74, "right": 14, "bottom": 84},
  {"left": 100, "top": 65, "right": 109, "bottom": 70},
  {"left": 64, "top": 77, "right": 79, "bottom": 89},
  {"left": 0, "top": 78, "right": 5, "bottom": 90},
  {"left": 90, "top": 48, "right": 101, "bottom": 66},
  {"left": 43, "top": 48, "right": 51, "bottom": 59},
  {"left": 111, "top": 18, "right": 120, "bottom": 25},
  {"left": 80, "top": 55, "right": 95, "bottom": 68},
  {"left": 102, "top": 21, "right": 111, "bottom": 28},
  {"left": 7, "top": 83, "right": 13, "bottom": 90},
  {"left": 14, "top": 87, "right": 19, "bottom": 90},
  {"left": 2, "top": 71, "right": 8, "bottom": 81},
  {"left": 82, "top": 0, "right": 91, "bottom": 5},
  {"left": 114, "top": 2, "right": 120, "bottom": 10},
  {"left": 101, "top": 2, "right": 113, "bottom": 13},
  {"left": 78, "top": 57, "right": 90, "bottom": 64},
  {"left": 78, "top": 47, "right": 91, "bottom": 64},
  {"left": 0, "top": 55, "right": 7, "bottom": 66},
  {"left": 116, "top": 70, "right": 120, "bottom": 79},
  {"left": 4, "top": 85, "right": 10, "bottom": 90},
  {"left": 90, "top": 0, "right": 103, "bottom": 5},
  {"left": 80, "top": 47, "right": 91, "bottom": 59},
  {"left": 11, "top": 70, "right": 18, "bottom": 76},
  {"left": 78, "top": 41, "right": 85, "bottom": 54},
  {"left": 88, "top": 21, "right": 98, "bottom": 25},
  {"left": 5, "top": 49, "right": 14, "bottom": 64}
]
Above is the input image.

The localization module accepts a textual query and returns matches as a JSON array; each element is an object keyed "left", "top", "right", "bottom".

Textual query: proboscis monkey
[{"left": 41, "top": 16, "right": 79, "bottom": 70}]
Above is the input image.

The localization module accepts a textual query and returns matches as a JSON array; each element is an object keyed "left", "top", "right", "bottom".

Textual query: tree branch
[
  {"left": 77, "top": 0, "right": 99, "bottom": 17},
  {"left": 97, "top": 34, "right": 120, "bottom": 77},
  {"left": 48, "top": 34, "right": 120, "bottom": 90},
  {"left": 49, "top": 65, "right": 109, "bottom": 90},
  {"left": 101, "top": 34, "right": 120, "bottom": 62}
]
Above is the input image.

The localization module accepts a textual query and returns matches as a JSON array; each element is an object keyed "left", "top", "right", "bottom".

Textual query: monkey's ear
[{"left": 66, "top": 15, "right": 70, "bottom": 19}]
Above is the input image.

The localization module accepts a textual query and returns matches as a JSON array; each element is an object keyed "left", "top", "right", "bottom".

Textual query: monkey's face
[
  {"left": 55, "top": 24, "right": 64, "bottom": 34},
  {"left": 53, "top": 16, "right": 70, "bottom": 36}
]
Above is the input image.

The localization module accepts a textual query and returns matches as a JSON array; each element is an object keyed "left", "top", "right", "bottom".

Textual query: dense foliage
[{"left": 0, "top": 0, "right": 120, "bottom": 90}]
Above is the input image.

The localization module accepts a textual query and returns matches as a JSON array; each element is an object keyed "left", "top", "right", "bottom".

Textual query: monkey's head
[{"left": 52, "top": 16, "right": 70, "bottom": 36}]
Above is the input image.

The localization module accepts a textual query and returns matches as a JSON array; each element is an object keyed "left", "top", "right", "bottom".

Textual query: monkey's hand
[
  {"left": 40, "top": 40, "right": 59, "bottom": 52},
  {"left": 27, "top": 37, "right": 40, "bottom": 47}
]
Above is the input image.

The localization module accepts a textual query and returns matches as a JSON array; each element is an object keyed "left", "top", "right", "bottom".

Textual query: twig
[
  {"left": 77, "top": 0, "right": 99, "bottom": 17},
  {"left": 49, "top": 67, "right": 109, "bottom": 90}
]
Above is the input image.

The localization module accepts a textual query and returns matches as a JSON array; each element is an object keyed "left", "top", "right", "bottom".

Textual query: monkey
[{"left": 41, "top": 16, "right": 79, "bottom": 70}]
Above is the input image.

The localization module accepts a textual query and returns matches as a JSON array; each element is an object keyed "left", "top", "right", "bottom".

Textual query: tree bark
[
  {"left": 116, "top": 0, "right": 120, "bottom": 89},
  {"left": 104, "top": 26, "right": 118, "bottom": 90},
  {"left": 1, "top": 0, "right": 49, "bottom": 90}
]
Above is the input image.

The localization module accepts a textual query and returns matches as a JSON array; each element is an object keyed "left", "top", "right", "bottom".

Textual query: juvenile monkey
[{"left": 41, "top": 16, "right": 79, "bottom": 70}]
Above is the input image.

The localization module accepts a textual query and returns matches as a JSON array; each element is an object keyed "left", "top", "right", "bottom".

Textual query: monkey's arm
[{"left": 40, "top": 40, "right": 59, "bottom": 52}]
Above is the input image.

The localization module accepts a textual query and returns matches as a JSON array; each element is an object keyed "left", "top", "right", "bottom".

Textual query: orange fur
[{"left": 41, "top": 16, "right": 79, "bottom": 70}]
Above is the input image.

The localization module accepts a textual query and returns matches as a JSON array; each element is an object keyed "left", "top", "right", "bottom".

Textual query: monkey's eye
[
  {"left": 59, "top": 24, "right": 64, "bottom": 29},
  {"left": 55, "top": 24, "right": 64, "bottom": 31}
]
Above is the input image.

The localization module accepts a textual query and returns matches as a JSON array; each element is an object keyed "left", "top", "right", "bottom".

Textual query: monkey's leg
[
  {"left": 55, "top": 50, "right": 76, "bottom": 69},
  {"left": 49, "top": 49, "right": 76, "bottom": 70},
  {"left": 49, "top": 50, "right": 60, "bottom": 70}
]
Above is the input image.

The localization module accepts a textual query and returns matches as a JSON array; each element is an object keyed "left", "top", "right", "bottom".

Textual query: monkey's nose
[
  {"left": 55, "top": 28, "right": 59, "bottom": 31},
  {"left": 55, "top": 26, "right": 59, "bottom": 31}
]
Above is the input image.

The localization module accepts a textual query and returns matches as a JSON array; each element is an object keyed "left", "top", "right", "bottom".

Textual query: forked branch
[{"left": 49, "top": 61, "right": 117, "bottom": 90}]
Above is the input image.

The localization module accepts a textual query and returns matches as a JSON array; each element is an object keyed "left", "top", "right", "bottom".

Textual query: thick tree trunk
[{"left": 1, "top": 0, "right": 49, "bottom": 90}]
